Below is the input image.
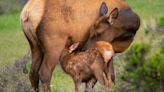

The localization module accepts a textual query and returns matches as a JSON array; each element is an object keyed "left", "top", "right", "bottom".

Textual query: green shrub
[
  {"left": 122, "top": 42, "right": 164, "bottom": 92},
  {"left": 159, "top": 17, "right": 164, "bottom": 27}
]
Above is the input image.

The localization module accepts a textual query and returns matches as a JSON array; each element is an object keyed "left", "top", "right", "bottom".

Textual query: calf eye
[{"left": 105, "top": 20, "right": 110, "bottom": 24}]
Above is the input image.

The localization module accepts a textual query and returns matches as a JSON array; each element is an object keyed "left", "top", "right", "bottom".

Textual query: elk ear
[
  {"left": 89, "top": 2, "right": 109, "bottom": 38},
  {"left": 69, "top": 42, "right": 80, "bottom": 53},
  {"left": 110, "top": 8, "right": 118, "bottom": 19},
  {"left": 100, "top": 2, "right": 108, "bottom": 16}
]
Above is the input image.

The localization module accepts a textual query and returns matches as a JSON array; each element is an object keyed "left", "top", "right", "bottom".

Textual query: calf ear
[
  {"left": 110, "top": 8, "right": 118, "bottom": 19},
  {"left": 69, "top": 42, "right": 80, "bottom": 53},
  {"left": 108, "top": 8, "right": 118, "bottom": 24},
  {"left": 100, "top": 2, "right": 108, "bottom": 16}
]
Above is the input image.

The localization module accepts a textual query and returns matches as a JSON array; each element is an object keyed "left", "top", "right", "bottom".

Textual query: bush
[
  {"left": 159, "top": 17, "right": 164, "bottom": 27},
  {"left": 121, "top": 42, "right": 164, "bottom": 92}
]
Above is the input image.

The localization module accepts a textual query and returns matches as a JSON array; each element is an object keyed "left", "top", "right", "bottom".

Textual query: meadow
[{"left": 0, "top": 0, "right": 164, "bottom": 92}]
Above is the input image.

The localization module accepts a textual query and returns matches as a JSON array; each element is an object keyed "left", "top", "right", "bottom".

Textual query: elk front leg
[{"left": 38, "top": 32, "right": 68, "bottom": 92}]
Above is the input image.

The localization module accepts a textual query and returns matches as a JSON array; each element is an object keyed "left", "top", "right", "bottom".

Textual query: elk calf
[{"left": 59, "top": 41, "right": 115, "bottom": 92}]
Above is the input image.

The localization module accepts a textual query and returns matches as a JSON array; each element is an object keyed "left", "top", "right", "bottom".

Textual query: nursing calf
[{"left": 59, "top": 41, "right": 115, "bottom": 92}]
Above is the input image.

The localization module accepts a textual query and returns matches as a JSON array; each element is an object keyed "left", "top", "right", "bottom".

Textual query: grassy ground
[
  {"left": 0, "top": 0, "right": 164, "bottom": 91},
  {"left": 0, "top": 13, "right": 28, "bottom": 67},
  {"left": 127, "top": 0, "right": 164, "bottom": 19}
]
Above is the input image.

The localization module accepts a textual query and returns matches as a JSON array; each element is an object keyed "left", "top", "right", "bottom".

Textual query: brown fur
[
  {"left": 59, "top": 41, "right": 114, "bottom": 92},
  {"left": 20, "top": 0, "right": 140, "bottom": 91}
]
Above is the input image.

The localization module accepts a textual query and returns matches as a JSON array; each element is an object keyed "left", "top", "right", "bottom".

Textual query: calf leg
[
  {"left": 85, "top": 78, "right": 97, "bottom": 92},
  {"left": 73, "top": 76, "right": 81, "bottom": 92},
  {"left": 91, "top": 62, "right": 108, "bottom": 86},
  {"left": 107, "top": 60, "right": 115, "bottom": 84}
]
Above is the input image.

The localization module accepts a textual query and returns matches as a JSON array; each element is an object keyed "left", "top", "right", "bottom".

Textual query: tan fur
[
  {"left": 20, "top": 0, "right": 46, "bottom": 46},
  {"left": 20, "top": 0, "right": 129, "bottom": 45},
  {"left": 20, "top": 0, "right": 46, "bottom": 31},
  {"left": 38, "top": 0, "right": 129, "bottom": 44}
]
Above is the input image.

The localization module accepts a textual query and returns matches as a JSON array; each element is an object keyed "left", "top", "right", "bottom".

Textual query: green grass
[
  {"left": 51, "top": 66, "right": 75, "bottom": 92},
  {"left": 0, "top": 13, "right": 28, "bottom": 67},
  {"left": 127, "top": 0, "right": 164, "bottom": 20},
  {"left": 0, "top": 13, "right": 21, "bottom": 31}
]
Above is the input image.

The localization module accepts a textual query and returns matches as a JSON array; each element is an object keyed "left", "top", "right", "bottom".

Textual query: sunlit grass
[
  {"left": 127, "top": 0, "right": 164, "bottom": 20},
  {"left": 0, "top": 13, "right": 28, "bottom": 67},
  {"left": 0, "top": 13, "right": 21, "bottom": 31},
  {"left": 51, "top": 65, "right": 75, "bottom": 92}
]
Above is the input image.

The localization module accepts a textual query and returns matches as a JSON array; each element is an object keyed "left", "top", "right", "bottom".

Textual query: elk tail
[{"left": 20, "top": 11, "right": 38, "bottom": 47}]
